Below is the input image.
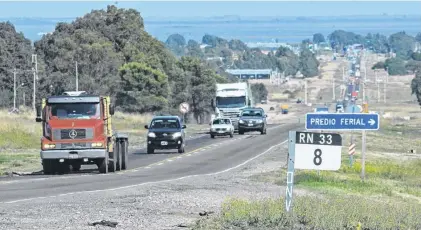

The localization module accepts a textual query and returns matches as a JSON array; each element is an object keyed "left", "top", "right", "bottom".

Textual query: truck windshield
[
  {"left": 49, "top": 103, "right": 101, "bottom": 119},
  {"left": 150, "top": 119, "right": 180, "bottom": 129},
  {"left": 216, "top": 96, "right": 245, "bottom": 108}
]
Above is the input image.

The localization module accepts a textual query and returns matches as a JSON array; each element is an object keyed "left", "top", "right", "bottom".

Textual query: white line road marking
[{"left": 1, "top": 139, "right": 288, "bottom": 204}]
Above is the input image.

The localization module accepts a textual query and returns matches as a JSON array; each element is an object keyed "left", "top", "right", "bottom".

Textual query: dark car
[
  {"left": 237, "top": 107, "right": 267, "bottom": 135},
  {"left": 144, "top": 116, "right": 186, "bottom": 154}
]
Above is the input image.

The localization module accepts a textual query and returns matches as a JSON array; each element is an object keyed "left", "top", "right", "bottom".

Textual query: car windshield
[
  {"left": 49, "top": 103, "right": 100, "bottom": 119},
  {"left": 150, "top": 119, "right": 180, "bottom": 129},
  {"left": 213, "top": 119, "right": 231, "bottom": 125},
  {"left": 241, "top": 110, "right": 263, "bottom": 117}
]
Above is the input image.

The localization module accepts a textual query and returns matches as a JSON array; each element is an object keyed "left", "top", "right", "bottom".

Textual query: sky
[{"left": 0, "top": 1, "right": 420, "bottom": 18}]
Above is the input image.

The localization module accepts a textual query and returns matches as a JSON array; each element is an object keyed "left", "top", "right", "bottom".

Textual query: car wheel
[
  {"left": 211, "top": 134, "right": 215, "bottom": 139},
  {"left": 147, "top": 145, "right": 154, "bottom": 154},
  {"left": 178, "top": 144, "right": 185, "bottom": 153},
  {"left": 230, "top": 132, "right": 234, "bottom": 138},
  {"left": 239, "top": 129, "right": 244, "bottom": 135}
]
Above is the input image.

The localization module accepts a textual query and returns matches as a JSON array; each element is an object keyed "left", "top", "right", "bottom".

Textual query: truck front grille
[
  {"left": 53, "top": 128, "right": 94, "bottom": 140},
  {"left": 58, "top": 142, "right": 90, "bottom": 149}
]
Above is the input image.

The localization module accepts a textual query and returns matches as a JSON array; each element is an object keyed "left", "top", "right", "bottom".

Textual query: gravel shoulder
[{"left": 0, "top": 139, "right": 297, "bottom": 230}]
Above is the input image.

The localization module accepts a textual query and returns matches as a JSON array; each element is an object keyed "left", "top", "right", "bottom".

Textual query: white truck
[{"left": 211, "top": 82, "right": 253, "bottom": 132}]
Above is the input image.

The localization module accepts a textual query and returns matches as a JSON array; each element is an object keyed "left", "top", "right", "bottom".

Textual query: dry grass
[{"left": 194, "top": 103, "right": 421, "bottom": 229}]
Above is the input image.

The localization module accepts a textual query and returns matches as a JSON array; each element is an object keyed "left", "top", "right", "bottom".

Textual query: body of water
[{"left": 3, "top": 15, "right": 421, "bottom": 44}]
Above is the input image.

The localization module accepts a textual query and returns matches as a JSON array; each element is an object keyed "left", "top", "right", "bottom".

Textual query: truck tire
[
  {"left": 98, "top": 157, "right": 108, "bottom": 174},
  {"left": 121, "top": 140, "right": 129, "bottom": 170},
  {"left": 56, "top": 163, "right": 70, "bottom": 175},
  {"left": 42, "top": 159, "right": 55, "bottom": 175},
  {"left": 71, "top": 163, "right": 81, "bottom": 171},
  {"left": 115, "top": 141, "right": 122, "bottom": 171},
  {"left": 108, "top": 152, "right": 116, "bottom": 173}
]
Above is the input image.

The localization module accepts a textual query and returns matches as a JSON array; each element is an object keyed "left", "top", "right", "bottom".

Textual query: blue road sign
[{"left": 306, "top": 113, "right": 380, "bottom": 131}]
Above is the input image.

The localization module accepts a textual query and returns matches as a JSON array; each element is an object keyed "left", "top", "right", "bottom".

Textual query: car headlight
[
  {"left": 256, "top": 120, "right": 263, "bottom": 123},
  {"left": 239, "top": 120, "right": 244, "bottom": 124},
  {"left": 43, "top": 144, "right": 56, "bottom": 149},
  {"left": 172, "top": 132, "right": 182, "bottom": 138},
  {"left": 210, "top": 128, "right": 216, "bottom": 132},
  {"left": 148, "top": 132, "right": 156, "bottom": 138}
]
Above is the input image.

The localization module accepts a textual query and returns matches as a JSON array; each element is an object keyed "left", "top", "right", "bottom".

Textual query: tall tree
[{"left": 313, "top": 33, "right": 326, "bottom": 44}]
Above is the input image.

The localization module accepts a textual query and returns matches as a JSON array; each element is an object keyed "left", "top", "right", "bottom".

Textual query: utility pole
[
  {"left": 13, "top": 68, "right": 17, "bottom": 110},
  {"left": 304, "top": 79, "right": 308, "bottom": 105},
  {"left": 75, "top": 61, "right": 79, "bottom": 91},
  {"left": 384, "top": 81, "right": 386, "bottom": 103},
  {"left": 32, "top": 54, "right": 38, "bottom": 113}
]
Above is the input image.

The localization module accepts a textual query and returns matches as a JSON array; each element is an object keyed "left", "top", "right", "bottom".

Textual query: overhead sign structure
[
  {"left": 285, "top": 131, "right": 343, "bottom": 212},
  {"left": 179, "top": 102, "right": 190, "bottom": 114},
  {"left": 305, "top": 113, "right": 379, "bottom": 131},
  {"left": 294, "top": 131, "right": 342, "bottom": 171}
]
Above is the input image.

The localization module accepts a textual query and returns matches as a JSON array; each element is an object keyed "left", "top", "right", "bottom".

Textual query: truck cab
[
  {"left": 35, "top": 91, "right": 129, "bottom": 174},
  {"left": 211, "top": 83, "right": 253, "bottom": 132}
]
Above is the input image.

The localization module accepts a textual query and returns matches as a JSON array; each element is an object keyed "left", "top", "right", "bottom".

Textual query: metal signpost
[
  {"left": 179, "top": 102, "right": 190, "bottom": 123},
  {"left": 305, "top": 112, "right": 379, "bottom": 181},
  {"left": 286, "top": 130, "right": 342, "bottom": 212}
]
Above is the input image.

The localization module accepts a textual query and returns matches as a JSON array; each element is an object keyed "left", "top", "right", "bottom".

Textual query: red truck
[{"left": 35, "top": 91, "right": 129, "bottom": 174}]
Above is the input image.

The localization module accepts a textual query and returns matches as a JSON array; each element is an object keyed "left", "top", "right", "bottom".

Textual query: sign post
[
  {"left": 286, "top": 130, "right": 342, "bottom": 212},
  {"left": 179, "top": 102, "right": 190, "bottom": 123},
  {"left": 305, "top": 112, "right": 379, "bottom": 182}
]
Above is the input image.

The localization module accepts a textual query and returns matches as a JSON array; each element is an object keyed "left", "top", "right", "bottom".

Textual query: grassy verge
[
  {"left": 193, "top": 106, "right": 421, "bottom": 229},
  {"left": 193, "top": 196, "right": 421, "bottom": 229}
]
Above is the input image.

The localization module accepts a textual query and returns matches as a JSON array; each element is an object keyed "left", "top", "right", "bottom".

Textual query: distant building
[{"left": 225, "top": 69, "right": 275, "bottom": 80}]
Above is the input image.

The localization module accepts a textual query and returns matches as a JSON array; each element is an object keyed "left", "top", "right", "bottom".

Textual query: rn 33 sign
[{"left": 294, "top": 131, "right": 342, "bottom": 170}]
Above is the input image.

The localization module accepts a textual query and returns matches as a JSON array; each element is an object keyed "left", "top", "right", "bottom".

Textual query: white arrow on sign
[{"left": 368, "top": 119, "right": 375, "bottom": 126}]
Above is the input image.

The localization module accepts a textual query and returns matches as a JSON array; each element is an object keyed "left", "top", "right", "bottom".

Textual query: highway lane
[
  {"left": 0, "top": 124, "right": 280, "bottom": 180},
  {"left": 0, "top": 122, "right": 302, "bottom": 203}
]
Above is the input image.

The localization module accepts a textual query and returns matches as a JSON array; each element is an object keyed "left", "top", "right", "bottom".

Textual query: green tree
[
  {"left": 165, "top": 33, "right": 186, "bottom": 57},
  {"left": 313, "top": 33, "right": 326, "bottom": 44},
  {"left": 384, "top": 58, "right": 407, "bottom": 75},
  {"left": 372, "top": 61, "right": 385, "bottom": 70},
  {"left": 388, "top": 31, "right": 416, "bottom": 59},
  {"left": 186, "top": 40, "right": 204, "bottom": 59},
  {"left": 178, "top": 57, "right": 218, "bottom": 123},
  {"left": 117, "top": 62, "right": 169, "bottom": 112},
  {"left": 299, "top": 48, "right": 319, "bottom": 78},
  {"left": 415, "top": 32, "right": 421, "bottom": 43},
  {"left": 0, "top": 22, "right": 33, "bottom": 107},
  {"left": 251, "top": 83, "right": 268, "bottom": 102},
  {"left": 411, "top": 71, "right": 421, "bottom": 106}
]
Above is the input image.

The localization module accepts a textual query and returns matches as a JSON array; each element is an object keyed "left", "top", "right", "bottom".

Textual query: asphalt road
[{"left": 0, "top": 122, "right": 302, "bottom": 203}]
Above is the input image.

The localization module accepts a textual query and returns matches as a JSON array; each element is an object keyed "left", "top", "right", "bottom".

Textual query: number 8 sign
[{"left": 293, "top": 131, "right": 342, "bottom": 171}]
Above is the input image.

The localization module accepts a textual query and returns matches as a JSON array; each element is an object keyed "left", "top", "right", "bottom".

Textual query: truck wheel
[
  {"left": 115, "top": 141, "right": 122, "bottom": 171},
  {"left": 56, "top": 163, "right": 70, "bottom": 175},
  {"left": 42, "top": 160, "right": 55, "bottom": 175},
  {"left": 147, "top": 145, "right": 154, "bottom": 154},
  {"left": 98, "top": 157, "right": 108, "bottom": 174},
  {"left": 121, "top": 140, "right": 129, "bottom": 170},
  {"left": 71, "top": 163, "right": 81, "bottom": 171},
  {"left": 108, "top": 152, "right": 116, "bottom": 173}
]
